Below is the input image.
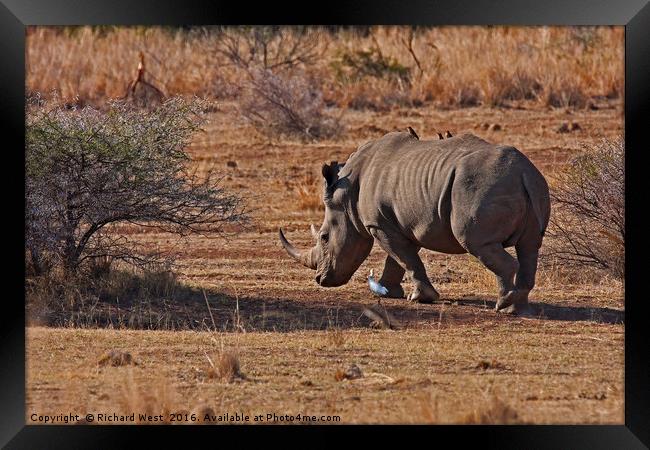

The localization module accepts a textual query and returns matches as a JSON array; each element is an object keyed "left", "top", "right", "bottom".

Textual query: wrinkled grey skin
[{"left": 279, "top": 131, "right": 551, "bottom": 314}]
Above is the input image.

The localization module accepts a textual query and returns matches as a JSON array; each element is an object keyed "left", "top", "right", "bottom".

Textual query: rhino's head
[{"left": 279, "top": 161, "right": 373, "bottom": 287}]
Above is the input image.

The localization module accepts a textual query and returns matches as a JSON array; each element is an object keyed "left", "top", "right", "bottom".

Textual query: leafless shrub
[
  {"left": 238, "top": 68, "right": 342, "bottom": 141},
  {"left": 216, "top": 26, "right": 323, "bottom": 72},
  {"left": 211, "top": 27, "right": 342, "bottom": 140},
  {"left": 544, "top": 138, "right": 624, "bottom": 279}
]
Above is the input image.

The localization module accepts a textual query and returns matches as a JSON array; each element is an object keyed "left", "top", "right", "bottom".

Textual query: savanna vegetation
[
  {"left": 27, "top": 26, "right": 623, "bottom": 112},
  {"left": 25, "top": 26, "right": 624, "bottom": 425}
]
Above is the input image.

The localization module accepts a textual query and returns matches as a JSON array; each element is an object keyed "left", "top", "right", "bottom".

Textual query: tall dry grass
[{"left": 26, "top": 26, "right": 623, "bottom": 109}]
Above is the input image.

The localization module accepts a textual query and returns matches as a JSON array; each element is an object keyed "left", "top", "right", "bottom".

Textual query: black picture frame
[{"left": 2, "top": 0, "right": 648, "bottom": 447}]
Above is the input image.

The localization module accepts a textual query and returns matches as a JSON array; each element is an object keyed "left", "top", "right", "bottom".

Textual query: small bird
[
  {"left": 368, "top": 269, "right": 389, "bottom": 297},
  {"left": 407, "top": 126, "right": 419, "bottom": 140},
  {"left": 445, "top": 130, "right": 453, "bottom": 138},
  {"left": 437, "top": 132, "right": 444, "bottom": 140}
]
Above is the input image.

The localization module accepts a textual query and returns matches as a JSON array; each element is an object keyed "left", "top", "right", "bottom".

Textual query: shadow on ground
[
  {"left": 455, "top": 297, "right": 624, "bottom": 325},
  {"left": 31, "top": 278, "right": 624, "bottom": 331}
]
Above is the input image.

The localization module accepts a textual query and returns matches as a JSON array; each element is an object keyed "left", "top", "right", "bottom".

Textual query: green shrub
[
  {"left": 330, "top": 48, "right": 410, "bottom": 84},
  {"left": 25, "top": 96, "right": 247, "bottom": 276}
]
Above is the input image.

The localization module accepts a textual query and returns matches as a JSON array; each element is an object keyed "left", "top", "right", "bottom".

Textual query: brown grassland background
[{"left": 26, "top": 26, "right": 624, "bottom": 424}]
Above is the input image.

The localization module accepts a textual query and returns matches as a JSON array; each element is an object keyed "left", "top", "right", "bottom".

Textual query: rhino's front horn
[
  {"left": 279, "top": 228, "right": 318, "bottom": 270},
  {"left": 310, "top": 224, "right": 318, "bottom": 240}
]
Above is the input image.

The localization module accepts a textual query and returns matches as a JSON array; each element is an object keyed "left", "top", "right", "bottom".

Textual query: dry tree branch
[{"left": 401, "top": 28, "right": 423, "bottom": 76}]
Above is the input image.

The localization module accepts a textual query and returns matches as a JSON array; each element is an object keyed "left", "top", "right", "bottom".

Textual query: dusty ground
[{"left": 26, "top": 101, "right": 625, "bottom": 424}]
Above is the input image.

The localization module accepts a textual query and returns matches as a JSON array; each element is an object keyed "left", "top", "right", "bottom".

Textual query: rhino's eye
[{"left": 321, "top": 233, "right": 329, "bottom": 243}]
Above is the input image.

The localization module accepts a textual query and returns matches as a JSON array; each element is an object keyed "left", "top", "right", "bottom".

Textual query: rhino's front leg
[
  {"left": 369, "top": 228, "right": 440, "bottom": 304},
  {"left": 378, "top": 255, "right": 406, "bottom": 298}
]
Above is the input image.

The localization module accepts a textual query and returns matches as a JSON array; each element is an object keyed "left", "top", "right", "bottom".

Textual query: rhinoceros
[{"left": 279, "top": 131, "right": 551, "bottom": 314}]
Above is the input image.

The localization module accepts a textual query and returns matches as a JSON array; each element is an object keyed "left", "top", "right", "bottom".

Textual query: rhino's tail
[{"left": 522, "top": 170, "right": 551, "bottom": 237}]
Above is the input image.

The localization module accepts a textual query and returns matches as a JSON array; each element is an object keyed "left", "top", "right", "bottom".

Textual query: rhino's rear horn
[{"left": 279, "top": 228, "right": 318, "bottom": 270}]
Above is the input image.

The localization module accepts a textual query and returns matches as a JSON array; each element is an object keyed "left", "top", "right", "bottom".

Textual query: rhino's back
[
  {"left": 355, "top": 132, "right": 517, "bottom": 209},
  {"left": 352, "top": 132, "right": 542, "bottom": 251}
]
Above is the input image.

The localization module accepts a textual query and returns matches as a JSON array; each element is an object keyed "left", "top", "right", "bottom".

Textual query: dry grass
[
  {"left": 326, "top": 327, "right": 347, "bottom": 347},
  {"left": 98, "top": 350, "right": 136, "bottom": 367},
  {"left": 458, "top": 396, "right": 521, "bottom": 424},
  {"left": 27, "top": 26, "right": 623, "bottom": 110},
  {"left": 205, "top": 351, "right": 244, "bottom": 382},
  {"left": 294, "top": 173, "right": 325, "bottom": 211},
  {"left": 25, "top": 25, "right": 625, "bottom": 425},
  {"left": 415, "top": 392, "right": 521, "bottom": 424},
  {"left": 26, "top": 27, "right": 222, "bottom": 104},
  {"left": 26, "top": 325, "right": 624, "bottom": 424},
  {"left": 114, "top": 373, "right": 177, "bottom": 424},
  {"left": 26, "top": 265, "right": 192, "bottom": 329}
]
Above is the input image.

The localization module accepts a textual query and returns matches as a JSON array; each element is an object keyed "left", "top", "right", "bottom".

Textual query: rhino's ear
[{"left": 322, "top": 160, "right": 340, "bottom": 187}]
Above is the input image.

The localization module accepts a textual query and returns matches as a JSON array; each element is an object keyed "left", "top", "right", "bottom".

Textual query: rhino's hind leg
[
  {"left": 504, "top": 239, "right": 541, "bottom": 315},
  {"left": 369, "top": 228, "right": 440, "bottom": 304},
  {"left": 496, "top": 214, "right": 544, "bottom": 315},
  {"left": 467, "top": 243, "right": 528, "bottom": 313},
  {"left": 378, "top": 255, "right": 406, "bottom": 298}
]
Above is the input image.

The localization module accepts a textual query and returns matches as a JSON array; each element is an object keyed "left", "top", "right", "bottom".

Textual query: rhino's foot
[
  {"left": 498, "top": 302, "right": 532, "bottom": 316},
  {"left": 495, "top": 290, "right": 530, "bottom": 315},
  {"left": 383, "top": 284, "right": 405, "bottom": 299},
  {"left": 407, "top": 284, "right": 440, "bottom": 304}
]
